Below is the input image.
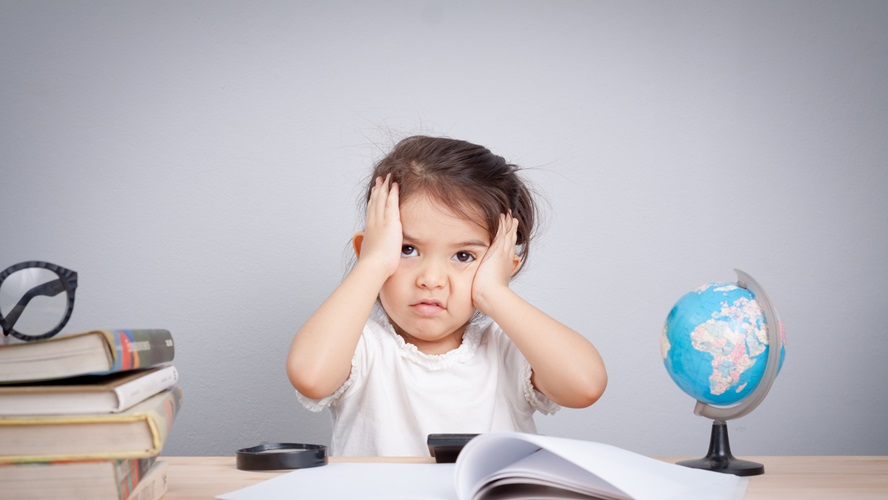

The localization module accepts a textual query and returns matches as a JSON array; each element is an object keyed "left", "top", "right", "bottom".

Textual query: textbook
[
  {"left": 0, "top": 456, "right": 162, "bottom": 500},
  {"left": 217, "top": 432, "right": 749, "bottom": 500},
  {"left": 0, "top": 386, "right": 183, "bottom": 464},
  {"left": 0, "top": 366, "right": 178, "bottom": 415},
  {"left": 0, "top": 329, "right": 175, "bottom": 383}
]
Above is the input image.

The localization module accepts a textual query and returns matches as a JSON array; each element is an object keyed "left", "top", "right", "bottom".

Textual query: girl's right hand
[{"left": 357, "top": 174, "right": 402, "bottom": 278}]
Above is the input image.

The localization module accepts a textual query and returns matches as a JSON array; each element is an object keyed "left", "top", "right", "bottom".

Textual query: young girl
[{"left": 287, "top": 136, "right": 607, "bottom": 456}]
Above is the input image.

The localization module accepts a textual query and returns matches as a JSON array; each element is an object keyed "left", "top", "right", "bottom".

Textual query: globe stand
[{"left": 678, "top": 420, "right": 764, "bottom": 476}]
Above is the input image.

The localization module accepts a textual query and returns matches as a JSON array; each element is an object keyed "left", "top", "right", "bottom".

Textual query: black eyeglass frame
[{"left": 0, "top": 261, "right": 78, "bottom": 342}]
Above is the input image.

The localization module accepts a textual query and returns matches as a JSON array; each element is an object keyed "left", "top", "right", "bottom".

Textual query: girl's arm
[
  {"left": 286, "top": 176, "right": 402, "bottom": 399},
  {"left": 472, "top": 215, "right": 607, "bottom": 408}
]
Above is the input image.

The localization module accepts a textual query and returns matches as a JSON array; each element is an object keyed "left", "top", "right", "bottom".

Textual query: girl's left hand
[{"left": 472, "top": 212, "right": 519, "bottom": 314}]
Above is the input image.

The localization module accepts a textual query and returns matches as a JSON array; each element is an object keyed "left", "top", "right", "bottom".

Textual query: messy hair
[{"left": 364, "top": 135, "right": 538, "bottom": 275}]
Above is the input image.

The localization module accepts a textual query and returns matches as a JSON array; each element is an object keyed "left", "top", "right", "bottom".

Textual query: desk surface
[{"left": 161, "top": 455, "right": 888, "bottom": 499}]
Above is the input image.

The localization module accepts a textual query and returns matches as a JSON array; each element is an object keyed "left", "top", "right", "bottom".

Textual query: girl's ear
[
  {"left": 511, "top": 256, "right": 521, "bottom": 276},
  {"left": 352, "top": 232, "right": 365, "bottom": 258}
]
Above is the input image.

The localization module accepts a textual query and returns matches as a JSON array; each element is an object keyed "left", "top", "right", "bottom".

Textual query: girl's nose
[{"left": 417, "top": 260, "right": 447, "bottom": 289}]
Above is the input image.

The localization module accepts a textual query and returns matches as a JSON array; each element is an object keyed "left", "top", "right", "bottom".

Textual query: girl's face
[{"left": 378, "top": 193, "right": 491, "bottom": 355}]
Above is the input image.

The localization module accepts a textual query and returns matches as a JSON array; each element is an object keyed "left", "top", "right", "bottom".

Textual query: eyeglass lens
[{"left": 0, "top": 267, "right": 69, "bottom": 337}]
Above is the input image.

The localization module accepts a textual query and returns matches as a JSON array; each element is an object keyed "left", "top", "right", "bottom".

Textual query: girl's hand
[
  {"left": 357, "top": 174, "right": 402, "bottom": 278},
  {"left": 472, "top": 212, "right": 519, "bottom": 314}
]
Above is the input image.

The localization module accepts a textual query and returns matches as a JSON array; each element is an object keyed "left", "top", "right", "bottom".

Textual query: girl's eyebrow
[
  {"left": 402, "top": 233, "right": 489, "bottom": 248},
  {"left": 459, "top": 239, "right": 489, "bottom": 248}
]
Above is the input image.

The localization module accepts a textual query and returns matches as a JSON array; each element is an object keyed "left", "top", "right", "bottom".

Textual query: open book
[
  {"left": 455, "top": 432, "right": 747, "bottom": 499},
  {"left": 218, "top": 432, "right": 748, "bottom": 500}
]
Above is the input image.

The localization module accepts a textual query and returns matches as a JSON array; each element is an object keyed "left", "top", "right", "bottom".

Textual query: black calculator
[{"left": 427, "top": 433, "right": 479, "bottom": 463}]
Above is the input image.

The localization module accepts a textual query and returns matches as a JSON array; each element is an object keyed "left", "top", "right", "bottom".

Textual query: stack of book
[{"left": 0, "top": 329, "right": 183, "bottom": 500}]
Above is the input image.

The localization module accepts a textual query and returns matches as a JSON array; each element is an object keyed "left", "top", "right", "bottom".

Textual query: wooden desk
[{"left": 161, "top": 455, "right": 888, "bottom": 499}]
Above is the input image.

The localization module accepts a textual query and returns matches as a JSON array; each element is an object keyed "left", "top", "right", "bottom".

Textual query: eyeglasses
[{"left": 0, "top": 261, "right": 78, "bottom": 342}]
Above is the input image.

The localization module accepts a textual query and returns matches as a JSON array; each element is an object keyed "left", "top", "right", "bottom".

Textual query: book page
[
  {"left": 474, "top": 449, "right": 628, "bottom": 499},
  {"left": 455, "top": 433, "right": 748, "bottom": 500}
]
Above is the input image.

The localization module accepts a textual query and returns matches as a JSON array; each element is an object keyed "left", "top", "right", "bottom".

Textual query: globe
[
  {"left": 661, "top": 282, "right": 785, "bottom": 406},
  {"left": 660, "top": 269, "right": 786, "bottom": 476}
]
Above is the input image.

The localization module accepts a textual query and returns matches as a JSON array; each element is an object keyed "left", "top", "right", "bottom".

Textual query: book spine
[
  {"left": 124, "top": 460, "right": 168, "bottom": 500},
  {"left": 0, "top": 457, "right": 157, "bottom": 500},
  {"left": 134, "top": 386, "right": 184, "bottom": 457},
  {"left": 97, "top": 329, "right": 175, "bottom": 374},
  {"left": 115, "top": 456, "right": 158, "bottom": 499},
  {"left": 113, "top": 366, "right": 179, "bottom": 412}
]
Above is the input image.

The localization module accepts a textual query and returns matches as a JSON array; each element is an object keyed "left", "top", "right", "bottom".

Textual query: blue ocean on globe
[{"left": 661, "top": 282, "right": 786, "bottom": 406}]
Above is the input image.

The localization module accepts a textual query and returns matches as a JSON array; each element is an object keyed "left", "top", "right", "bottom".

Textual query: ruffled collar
[{"left": 370, "top": 303, "right": 489, "bottom": 370}]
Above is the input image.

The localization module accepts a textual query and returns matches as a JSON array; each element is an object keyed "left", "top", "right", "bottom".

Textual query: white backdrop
[{"left": 2, "top": 1, "right": 886, "bottom": 457}]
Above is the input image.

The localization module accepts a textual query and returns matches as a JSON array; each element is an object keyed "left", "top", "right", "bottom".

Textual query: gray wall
[{"left": 2, "top": 1, "right": 886, "bottom": 457}]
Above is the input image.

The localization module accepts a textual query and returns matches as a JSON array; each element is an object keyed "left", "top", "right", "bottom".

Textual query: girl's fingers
[
  {"left": 497, "top": 213, "right": 518, "bottom": 251},
  {"left": 492, "top": 214, "right": 506, "bottom": 252},
  {"left": 368, "top": 174, "right": 398, "bottom": 224},
  {"left": 386, "top": 179, "right": 399, "bottom": 214},
  {"left": 486, "top": 213, "right": 517, "bottom": 265},
  {"left": 377, "top": 175, "right": 390, "bottom": 220},
  {"left": 368, "top": 176, "right": 383, "bottom": 221}
]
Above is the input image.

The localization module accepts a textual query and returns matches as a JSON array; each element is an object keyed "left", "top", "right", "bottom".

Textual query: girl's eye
[
  {"left": 401, "top": 245, "right": 418, "bottom": 257},
  {"left": 453, "top": 252, "right": 475, "bottom": 263}
]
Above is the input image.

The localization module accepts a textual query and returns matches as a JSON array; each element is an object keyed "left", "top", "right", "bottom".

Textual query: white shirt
[{"left": 296, "top": 305, "right": 559, "bottom": 456}]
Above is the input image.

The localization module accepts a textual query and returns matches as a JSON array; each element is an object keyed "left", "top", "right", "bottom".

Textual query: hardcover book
[
  {"left": 0, "top": 386, "right": 184, "bottom": 464},
  {"left": 0, "top": 366, "right": 178, "bottom": 415},
  {"left": 0, "top": 456, "right": 159, "bottom": 500},
  {"left": 0, "top": 329, "right": 175, "bottom": 383}
]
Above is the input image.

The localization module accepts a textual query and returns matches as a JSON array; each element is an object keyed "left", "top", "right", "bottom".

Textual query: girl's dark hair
[{"left": 365, "top": 135, "right": 538, "bottom": 275}]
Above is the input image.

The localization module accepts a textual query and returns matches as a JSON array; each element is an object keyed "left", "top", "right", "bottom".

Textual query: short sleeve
[
  {"left": 519, "top": 358, "right": 560, "bottom": 415},
  {"left": 486, "top": 321, "right": 560, "bottom": 416},
  {"left": 294, "top": 333, "right": 366, "bottom": 412}
]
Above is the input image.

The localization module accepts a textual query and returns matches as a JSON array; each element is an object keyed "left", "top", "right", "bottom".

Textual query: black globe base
[{"left": 677, "top": 420, "right": 764, "bottom": 477}]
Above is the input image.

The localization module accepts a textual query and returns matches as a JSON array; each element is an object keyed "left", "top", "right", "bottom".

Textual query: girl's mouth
[{"left": 411, "top": 300, "right": 444, "bottom": 315}]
